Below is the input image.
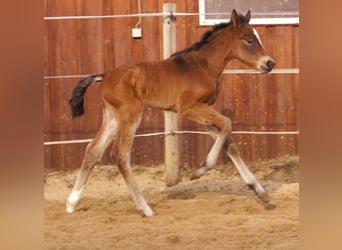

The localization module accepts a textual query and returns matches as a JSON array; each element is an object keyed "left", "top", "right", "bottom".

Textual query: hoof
[
  {"left": 263, "top": 203, "right": 276, "bottom": 210},
  {"left": 66, "top": 206, "right": 75, "bottom": 213},
  {"left": 138, "top": 207, "right": 155, "bottom": 217},
  {"left": 257, "top": 192, "right": 276, "bottom": 210},
  {"left": 136, "top": 201, "right": 155, "bottom": 217},
  {"left": 66, "top": 188, "right": 84, "bottom": 214},
  {"left": 189, "top": 167, "right": 206, "bottom": 180},
  {"left": 66, "top": 201, "right": 76, "bottom": 213},
  {"left": 247, "top": 183, "right": 269, "bottom": 202},
  {"left": 144, "top": 210, "right": 155, "bottom": 217},
  {"left": 166, "top": 179, "right": 179, "bottom": 187},
  {"left": 189, "top": 173, "right": 200, "bottom": 180},
  {"left": 258, "top": 191, "right": 270, "bottom": 203}
]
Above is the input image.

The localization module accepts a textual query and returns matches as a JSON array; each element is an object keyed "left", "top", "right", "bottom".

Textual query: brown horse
[{"left": 66, "top": 10, "right": 275, "bottom": 217}]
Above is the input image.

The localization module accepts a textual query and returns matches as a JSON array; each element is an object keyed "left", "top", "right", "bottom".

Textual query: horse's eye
[{"left": 244, "top": 37, "right": 254, "bottom": 45}]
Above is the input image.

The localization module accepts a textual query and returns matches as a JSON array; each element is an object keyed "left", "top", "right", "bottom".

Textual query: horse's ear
[
  {"left": 245, "top": 10, "right": 251, "bottom": 23},
  {"left": 231, "top": 9, "right": 239, "bottom": 28}
]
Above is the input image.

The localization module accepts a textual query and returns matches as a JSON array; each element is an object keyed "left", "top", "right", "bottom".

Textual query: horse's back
[{"left": 99, "top": 55, "right": 216, "bottom": 111}]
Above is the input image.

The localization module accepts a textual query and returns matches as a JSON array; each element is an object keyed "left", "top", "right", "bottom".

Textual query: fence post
[{"left": 163, "top": 3, "right": 179, "bottom": 186}]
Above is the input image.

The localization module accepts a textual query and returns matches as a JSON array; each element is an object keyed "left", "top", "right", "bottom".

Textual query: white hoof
[
  {"left": 143, "top": 206, "right": 155, "bottom": 217},
  {"left": 66, "top": 204, "right": 75, "bottom": 213},
  {"left": 190, "top": 167, "right": 206, "bottom": 180},
  {"left": 136, "top": 202, "right": 155, "bottom": 217},
  {"left": 66, "top": 188, "right": 84, "bottom": 213}
]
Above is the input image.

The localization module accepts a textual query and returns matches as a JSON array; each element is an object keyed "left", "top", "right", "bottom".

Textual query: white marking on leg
[
  {"left": 135, "top": 197, "right": 155, "bottom": 217},
  {"left": 229, "top": 153, "right": 266, "bottom": 196},
  {"left": 125, "top": 174, "right": 155, "bottom": 217},
  {"left": 66, "top": 186, "right": 85, "bottom": 213},
  {"left": 193, "top": 167, "right": 206, "bottom": 178},
  {"left": 65, "top": 106, "right": 118, "bottom": 214},
  {"left": 205, "top": 134, "right": 226, "bottom": 168},
  {"left": 253, "top": 28, "right": 264, "bottom": 49},
  {"left": 94, "top": 108, "right": 118, "bottom": 156}
]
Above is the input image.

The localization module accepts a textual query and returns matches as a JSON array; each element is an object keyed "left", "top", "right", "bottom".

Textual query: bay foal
[{"left": 67, "top": 10, "right": 275, "bottom": 216}]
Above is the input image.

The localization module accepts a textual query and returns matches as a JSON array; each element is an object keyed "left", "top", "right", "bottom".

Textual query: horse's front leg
[
  {"left": 224, "top": 137, "right": 273, "bottom": 207},
  {"left": 178, "top": 102, "right": 232, "bottom": 180},
  {"left": 189, "top": 129, "right": 228, "bottom": 180}
]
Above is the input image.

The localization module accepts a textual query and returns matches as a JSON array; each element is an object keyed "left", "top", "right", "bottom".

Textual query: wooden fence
[{"left": 44, "top": 0, "right": 299, "bottom": 170}]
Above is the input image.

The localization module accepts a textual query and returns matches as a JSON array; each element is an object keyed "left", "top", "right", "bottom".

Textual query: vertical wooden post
[{"left": 163, "top": 3, "right": 179, "bottom": 186}]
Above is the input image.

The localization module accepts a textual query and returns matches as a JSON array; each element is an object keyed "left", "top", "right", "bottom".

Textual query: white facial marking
[{"left": 253, "top": 28, "right": 264, "bottom": 49}]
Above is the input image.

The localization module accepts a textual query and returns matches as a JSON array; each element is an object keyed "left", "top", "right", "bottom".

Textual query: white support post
[{"left": 163, "top": 3, "right": 179, "bottom": 186}]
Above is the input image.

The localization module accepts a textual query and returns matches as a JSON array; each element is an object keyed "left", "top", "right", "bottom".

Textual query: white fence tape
[{"left": 44, "top": 130, "right": 299, "bottom": 146}]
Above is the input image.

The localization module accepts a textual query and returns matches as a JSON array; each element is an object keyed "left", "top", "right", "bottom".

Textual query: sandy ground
[{"left": 44, "top": 158, "right": 299, "bottom": 250}]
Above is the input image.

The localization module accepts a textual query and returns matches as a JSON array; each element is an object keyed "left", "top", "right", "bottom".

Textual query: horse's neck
[{"left": 196, "top": 28, "right": 233, "bottom": 77}]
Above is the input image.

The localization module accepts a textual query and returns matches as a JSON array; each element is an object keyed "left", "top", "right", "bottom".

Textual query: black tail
[{"left": 69, "top": 74, "right": 104, "bottom": 118}]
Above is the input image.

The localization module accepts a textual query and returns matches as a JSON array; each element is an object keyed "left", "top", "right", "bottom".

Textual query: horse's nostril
[{"left": 267, "top": 60, "right": 275, "bottom": 69}]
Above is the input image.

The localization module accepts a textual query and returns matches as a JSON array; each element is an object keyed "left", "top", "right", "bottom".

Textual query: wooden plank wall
[{"left": 44, "top": 0, "right": 299, "bottom": 170}]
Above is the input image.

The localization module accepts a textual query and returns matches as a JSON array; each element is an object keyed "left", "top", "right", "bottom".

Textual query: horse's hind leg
[
  {"left": 112, "top": 106, "right": 154, "bottom": 217},
  {"left": 66, "top": 107, "right": 117, "bottom": 213},
  {"left": 224, "top": 137, "right": 269, "bottom": 203}
]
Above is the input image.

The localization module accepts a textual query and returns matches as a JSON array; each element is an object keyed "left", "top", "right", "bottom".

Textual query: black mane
[
  {"left": 171, "top": 22, "right": 230, "bottom": 57},
  {"left": 171, "top": 13, "right": 249, "bottom": 57}
]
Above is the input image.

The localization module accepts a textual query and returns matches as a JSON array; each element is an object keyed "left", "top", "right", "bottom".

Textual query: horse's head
[{"left": 229, "top": 9, "right": 275, "bottom": 73}]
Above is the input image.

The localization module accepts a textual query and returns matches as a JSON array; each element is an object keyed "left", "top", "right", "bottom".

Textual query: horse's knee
[{"left": 218, "top": 117, "right": 232, "bottom": 136}]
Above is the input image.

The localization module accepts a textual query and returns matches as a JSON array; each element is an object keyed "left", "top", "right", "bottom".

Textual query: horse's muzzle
[
  {"left": 260, "top": 59, "right": 275, "bottom": 74},
  {"left": 266, "top": 60, "right": 275, "bottom": 71}
]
